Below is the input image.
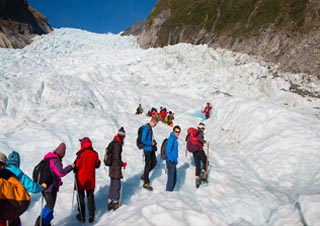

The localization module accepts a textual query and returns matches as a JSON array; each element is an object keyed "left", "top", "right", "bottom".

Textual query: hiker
[
  {"left": 159, "top": 108, "right": 167, "bottom": 122},
  {"left": 166, "top": 111, "right": 175, "bottom": 127},
  {"left": 186, "top": 122, "right": 208, "bottom": 188},
  {"left": 141, "top": 117, "right": 158, "bottom": 191},
  {"left": 74, "top": 137, "right": 101, "bottom": 223},
  {"left": 135, "top": 104, "right": 143, "bottom": 115},
  {"left": 165, "top": 125, "right": 181, "bottom": 191},
  {"left": 0, "top": 152, "right": 30, "bottom": 226},
  {"left": 202, "top": 102, "right": 212, "bottom": 119},
  {"left": 107, "top": 127, "right": 127, "bottom": 211},
  {"left": 34, "top": 143, "right": 74, "bottom": 226},
  {"left": 6, "top": 151, "right": 47, "bottom": 193}
]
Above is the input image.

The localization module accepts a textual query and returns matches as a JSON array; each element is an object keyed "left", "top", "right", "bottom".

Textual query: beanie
[
  {"left": 198, "top": 122, "right": 205, "bottom": 130},
  {"left": 118, "top": 127, "right": 126, "bottom": 137},
  {"left": 0, "top": 152, "right": 8, "bottom": 165},
  {"left": 7, "top": 151, "right": 20, "bottom": 168},
  {"left": 54, "top": 143, "right": 66, "bottom": 158}
]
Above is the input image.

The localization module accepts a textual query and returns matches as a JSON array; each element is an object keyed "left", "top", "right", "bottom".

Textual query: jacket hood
[{"left": 7, "top": 151, "right": 20, "bottom": 168}]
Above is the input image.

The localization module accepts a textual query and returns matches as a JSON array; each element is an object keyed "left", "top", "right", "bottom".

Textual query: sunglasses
[{"left": 174, "top": 130, "right": 181, "bottom": 134}]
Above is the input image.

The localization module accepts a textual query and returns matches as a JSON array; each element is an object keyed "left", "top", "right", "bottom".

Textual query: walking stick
[
  {"left": 206, "top": 141, "right": 210, "bottom": 174},
  {"left": 74, "top": 173, "right": 84, "bottom": 226}
]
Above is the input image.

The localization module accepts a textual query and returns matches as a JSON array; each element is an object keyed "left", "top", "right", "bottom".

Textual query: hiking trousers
[
  {"left": 166, "top": 161, "right": 177, "bottom": 191},
  {"left": 193, "top": 151, "right": 207, "bottom": 177},
  {"left": 108, "top": 178, "right": 121, "bottom": 202},
  {"left": 77, "top": 190, "right": 95, "bottom": 218},
  {"left": 143, "top": 150, "right": 157, "bottom": 184}
]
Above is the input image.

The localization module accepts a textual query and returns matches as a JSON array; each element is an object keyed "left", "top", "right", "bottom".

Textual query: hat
[
  {"left": 79, "top": 137, "right": 92, "bottom": 150},
  {"left": 118, "top": 127, "right": 126, "bottom": 137},
  {"left": 54, "top": 143, "right": 66, "bottom": 158},
  {"left": 198, "top": 122, "right": 205, "bottom": 130},
  {"left": 7, "top": 151, "right": 20, "bottom": 168},
  {"left": 0, "top": 152, "right": 8, "bottom": 165}
]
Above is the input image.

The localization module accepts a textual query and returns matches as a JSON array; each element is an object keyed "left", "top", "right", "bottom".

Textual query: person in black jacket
[{"left": 107, "top": 127, "right": 127, "bottom": 211}]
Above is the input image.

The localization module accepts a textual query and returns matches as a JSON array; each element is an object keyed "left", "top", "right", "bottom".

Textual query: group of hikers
[
  {"left": 136, "top": 104, "right": 175, "bottom": 127},
  {"left": 0, "top": 103, "right": 212, "bottom": 226}
]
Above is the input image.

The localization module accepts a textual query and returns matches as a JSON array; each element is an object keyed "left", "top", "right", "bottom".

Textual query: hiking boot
[
  {"left": 88, "top": 216, "right": 94, "bottom": 223},
  {"left": 143, "top": 183, "right": 153, "bottom": 191},
  {"left": 195, "top": 176, "right": 201, "bottom": 188},
  {"left": 112, "top": 202, "right": 121, "bottom": 210},
  {"left": 200, "top": 171, "right": 207, "bottom": 182},
  {"left": 76, "top": 213, "right": 85, "bottom": 223},
  {"left": 107, "top": 201, "right": 113, "bottom": 211}
]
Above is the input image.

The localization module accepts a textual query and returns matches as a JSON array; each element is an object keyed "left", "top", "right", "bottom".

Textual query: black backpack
[
  {"left": 32, "top": 158, "right": 54, "bottom": 185},
  {"left": 160, "top": 138, "right": 168, "bottom": 160},
  {"left": 136, "top": 124, "right": 150, "bottom": 149},
  {"left": 104, "top": 140, "right": 116, "bottom": 166}
]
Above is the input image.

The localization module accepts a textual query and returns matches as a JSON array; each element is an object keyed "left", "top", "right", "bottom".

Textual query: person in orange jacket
[
  {"left": 0, "top": 152, "right": 30, "bottom": 226},
  {"left": 74, "top": 137, "right": 101, "bottom": 223}
]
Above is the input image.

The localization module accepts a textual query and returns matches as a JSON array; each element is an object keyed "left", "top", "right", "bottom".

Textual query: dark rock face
[
  {"left": 125, "top": 0, "right": 320, "bottom": 77},
  {"left": 0, "top": 0, "right": 52, "bottom": 48}
]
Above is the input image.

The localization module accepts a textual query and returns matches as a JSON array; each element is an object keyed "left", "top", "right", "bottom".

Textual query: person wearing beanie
[
  {"left": 35, "top": 143, "right": 74, "bottom": 226},
  {"left": 6, "top": 151, "right": 46, "bottom": 193},
  {"left": 0, "top": 151, "right": 30, "bottom": 226},
  {"left": 105, "top": 127, "right": 127, "bottom": 211},
  {"left": 74, "top": 137, "right": 101, "bottom": 223}
]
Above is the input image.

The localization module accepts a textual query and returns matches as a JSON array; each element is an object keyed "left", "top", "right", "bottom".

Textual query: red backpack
[{"left": 186, "top": 127, "right": 201, "bottom": 152}]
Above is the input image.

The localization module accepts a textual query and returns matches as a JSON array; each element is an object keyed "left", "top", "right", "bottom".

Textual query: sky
[
  {"left": 1, "top": 28, "right": 320, "bottom": 226},
  {"left": 28, "top": 0, "right": 157, "bottom": 34}
]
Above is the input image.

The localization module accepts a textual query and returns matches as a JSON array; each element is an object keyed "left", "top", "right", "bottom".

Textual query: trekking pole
[
  {"left": 206, "top": 141, "right": 210, "bottom": 173},
  {"left": 71, "top": 177, "right": 75, "bottom": 215},
  {"left": 74, "top": 174, "right": 84, "bottom": 226}
]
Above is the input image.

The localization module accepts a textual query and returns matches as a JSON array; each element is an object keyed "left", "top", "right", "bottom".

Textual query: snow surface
[{"left": 1, "top": 28, "right": 320, "bottom": 226}]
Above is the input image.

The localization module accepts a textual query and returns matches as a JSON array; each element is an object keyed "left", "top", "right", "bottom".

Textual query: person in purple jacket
[{"left": 35, "top": 143, "right": 74, "bottom": 226}]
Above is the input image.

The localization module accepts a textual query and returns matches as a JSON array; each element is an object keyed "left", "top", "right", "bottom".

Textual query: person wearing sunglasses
[{"left": 165, "top": 125, "right": 181, "bottom": 191}]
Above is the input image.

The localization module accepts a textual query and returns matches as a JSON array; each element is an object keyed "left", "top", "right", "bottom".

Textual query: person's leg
[
  {"left": 40, "top": 192, "right": 57, "bottom": 226},
  {"left": 86, "top": 190, "right": 95, "bottom": 222},
  {"left": 150, "top": 151, "right": 157, "bottom": 172},
  {"left": 76, "top": 190, "right": 85, "bottom": 222},
  {"left": 143, "top": 151, "right": 152, "bottom": 184},
  {"left": 166, "top": 162, "right": 176, "bottom": 191},
  {"left": 193, "top": 151, "right": 201, "bottom": 177}
]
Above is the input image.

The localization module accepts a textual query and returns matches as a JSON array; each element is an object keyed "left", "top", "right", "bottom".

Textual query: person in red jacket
[
  {"left": 202, "top": 102, "right": 212, "bottom": 119},
  {"left": 74, "top": 137, "right": 101, "bottom": 223}
]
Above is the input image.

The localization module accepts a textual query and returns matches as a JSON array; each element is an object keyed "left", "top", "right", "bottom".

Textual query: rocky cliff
[
  {"left": 0, "top": 0, "right": 52, "bottom": 48},
  {"left": 127, "top": 0, "right": 320, "bottom": 77}
]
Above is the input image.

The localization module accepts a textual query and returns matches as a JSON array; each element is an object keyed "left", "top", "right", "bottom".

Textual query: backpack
[
  {"left": 136, "top": 124, "right": 150, "bottom": 150},
  {"left": 160, "top": 138, "right": 168, "bottom": 160},
  {"left": 104, "top": 140, "right": 116, "bottom": 166},
  {"left": 32, "top": 158, "right": 54, "bottom": 185},
  {"left": 186, "top": 127, "right": 201, "bottom": 153}
]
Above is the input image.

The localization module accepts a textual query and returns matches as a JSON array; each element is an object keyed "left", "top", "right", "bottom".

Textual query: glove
[{"left": 123, "top": 161, "right": 127, "bottom": 169}]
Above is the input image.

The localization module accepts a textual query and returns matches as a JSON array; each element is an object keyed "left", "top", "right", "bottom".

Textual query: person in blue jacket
[
  {"left": 165, "top": 125, "right": 181, "bottom": 191},
  {"left": 6, "top": 151, "right": 46, "bottom": 193},
  {"left": 141, "top": 116, "right": 158, "bottom": 191}
]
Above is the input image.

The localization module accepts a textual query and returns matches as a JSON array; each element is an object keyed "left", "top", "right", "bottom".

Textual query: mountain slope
[
  {"left": 0, "top": 0, "right": 52, "bottom": 48},
  {"left": 134, "top": 0, "right": 320, "bottom": 77}
]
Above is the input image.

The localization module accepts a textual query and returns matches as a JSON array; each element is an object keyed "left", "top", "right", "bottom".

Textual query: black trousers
[
  {"left": 143, "top": 151, "right": 157, "bottom": 184},
  {"left": 193, "top": 151, "right": 207, "bottom": 177},
  {"left": 77, "top": 190, "right": 95, "bottom": 218},
  {"left": 43, "top": 191, "right": 57, "bottom": 210}
]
